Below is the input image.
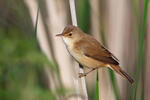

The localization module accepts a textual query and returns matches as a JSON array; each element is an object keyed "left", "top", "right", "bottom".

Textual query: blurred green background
[{"left": 0, "top": 0, "right": 149, "bottom": 100}]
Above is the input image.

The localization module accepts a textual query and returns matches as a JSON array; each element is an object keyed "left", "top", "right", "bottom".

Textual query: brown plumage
[
  {"left": 74, "top": 35, "right": 119, "bottom": 65},
  {"left": 56, "top": 25, "right": 134, "bottom": 84}
]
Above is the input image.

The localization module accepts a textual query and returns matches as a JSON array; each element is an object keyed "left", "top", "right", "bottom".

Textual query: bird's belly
[
  {"left": 78, "top": 55, "right": 104, "bottom": 68},
  {"left": 69, "top": 49, "right": 104, "bottom": 68}
]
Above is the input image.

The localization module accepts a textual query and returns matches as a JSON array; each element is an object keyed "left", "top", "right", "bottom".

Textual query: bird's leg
[{"left": 79, "top": 68, "right": 97, "bottom": 78}]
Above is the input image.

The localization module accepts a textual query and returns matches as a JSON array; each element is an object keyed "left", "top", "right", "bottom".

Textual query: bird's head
[{"left": 56, "top": 25, "right": 83, "bottom": 45}]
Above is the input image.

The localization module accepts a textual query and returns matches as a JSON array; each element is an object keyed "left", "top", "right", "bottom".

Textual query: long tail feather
[{"left": 111, "top": 65, "right": 134, "bottom": 84}]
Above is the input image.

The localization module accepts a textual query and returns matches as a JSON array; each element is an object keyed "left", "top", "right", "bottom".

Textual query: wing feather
[{"left": 74, "top": 35, "right": 119, "bottom": 65}]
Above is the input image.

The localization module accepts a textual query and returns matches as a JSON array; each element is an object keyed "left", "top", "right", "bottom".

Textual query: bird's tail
[{"left": 110, "top": 65, "right": 134, "bottom": 84}]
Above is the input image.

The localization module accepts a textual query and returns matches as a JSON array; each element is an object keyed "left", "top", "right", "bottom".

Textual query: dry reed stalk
[
  {"left": 89, "top": 0, "right": 115, "bottom": 100},
  {"left": 24, "top": 0, "right": 57, "bottom": 91},
  {"left": 106, "top": 0, "right": 132, "bottom": 99},
  {"left": 24, "top": 1, "right": 62, "bottom": 100},
  {"left": 43, "top": 0, "right": 75, "bottom": 89},
  {"left": 25, "top": 0, "right": 75, "bottom": 100},
  {"left": 69, "top": 0, "right": 88, "bottom": 100}
]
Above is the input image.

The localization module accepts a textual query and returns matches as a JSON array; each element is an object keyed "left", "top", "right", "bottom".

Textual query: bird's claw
[{"left": 78, "top": 73, "right": 86, "bottom": 78}]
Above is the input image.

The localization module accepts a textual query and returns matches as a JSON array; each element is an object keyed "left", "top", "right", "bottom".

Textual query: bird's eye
[{"left": 68, "top": 33, "right": 72, "bottom": 36}]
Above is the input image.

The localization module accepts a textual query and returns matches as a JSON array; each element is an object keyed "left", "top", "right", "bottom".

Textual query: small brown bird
[{"left": 56, "top": 25, "right": 134, "bottom": 84}]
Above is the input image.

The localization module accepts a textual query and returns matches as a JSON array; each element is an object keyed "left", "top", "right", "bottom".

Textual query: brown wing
[
  {"left": 75, "top": 35, "right": 119, "bottom": 65},
  {"left": 84, "top": 50, "right": 119, "bottom": 65}
]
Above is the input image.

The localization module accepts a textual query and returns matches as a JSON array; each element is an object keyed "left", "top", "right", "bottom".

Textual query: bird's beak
[{"left": 56, "top": 33, "right": 63, "bottom": 37}]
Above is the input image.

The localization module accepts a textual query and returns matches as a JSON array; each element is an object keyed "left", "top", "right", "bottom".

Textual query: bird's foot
[{"left": 78, "top": 73, "right": 86, "bottom": 78}]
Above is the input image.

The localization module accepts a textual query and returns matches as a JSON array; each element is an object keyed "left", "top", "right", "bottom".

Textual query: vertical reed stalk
[
  {"left": 101, "top": 25, "right": 120, "bottom": 100},
  {"left": 134, "top": 0, "right": 149, "bottom": 99},
  {"left": 69, "top": 0, "right": 88, "bottom": 100},
  {"left": 96, "top": 70, "right": 99, "bottom": 100},
  {"left": 34, "top": 7, "right": 39, "bottom": 47}
]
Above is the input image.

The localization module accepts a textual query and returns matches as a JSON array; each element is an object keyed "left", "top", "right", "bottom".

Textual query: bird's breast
[{"left": 62, "top": 37, "right": 105, "bottom": 68}]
